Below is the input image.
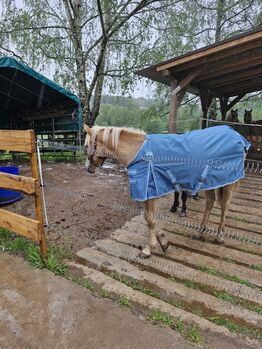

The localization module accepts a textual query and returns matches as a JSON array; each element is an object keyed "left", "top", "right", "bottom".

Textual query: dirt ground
[{"left": 4, "top": 160, "right": 141, "bottom": 252}]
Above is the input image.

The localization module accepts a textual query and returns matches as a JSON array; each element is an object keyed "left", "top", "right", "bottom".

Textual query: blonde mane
[{"left": 86, "top": 126, "right": 145, "bottom": 150}]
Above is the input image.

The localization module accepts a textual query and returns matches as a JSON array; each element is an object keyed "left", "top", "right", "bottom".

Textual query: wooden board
[
  {"left": 0, "top": 172, "right": 36, "bottom": 194},
  {"left": 156, "top": 31, "right": 262, "bottom": 71},
  {"left": 0, "top": 130, "right": 35, "bottom": 153},
  {"left": 0, "top": 208, "right": 40, "bottom": 241}
]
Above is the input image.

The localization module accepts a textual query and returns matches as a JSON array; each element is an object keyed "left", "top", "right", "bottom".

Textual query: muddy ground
[{"left": 4, "top": 161, "right": 143, "bottom": 252}]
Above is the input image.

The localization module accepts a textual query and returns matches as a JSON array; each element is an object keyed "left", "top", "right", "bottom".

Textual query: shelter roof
[
  {"left": 0, "top": 57, "right": 81, "bottom": 117},
  {"left": 136, "top": 27, "right": 262, "bottom": 97}
]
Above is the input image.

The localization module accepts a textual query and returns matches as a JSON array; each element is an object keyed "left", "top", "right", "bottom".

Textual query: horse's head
[
  {"left": 229, "top": 109, "right": 239, "bottom": 122},
  {"left": 83, "top": 124, "right": 107, "bottom": 173},
  {"left": 244, "top": 109, "right": 252, "bottom": 124}
]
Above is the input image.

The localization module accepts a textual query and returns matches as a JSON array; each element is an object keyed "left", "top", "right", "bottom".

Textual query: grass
[
  {"left": 0, "top": 228, "right": 70, "bottom": 276},
  {"left": 150, "top": 311, "right": 204, "bottom": 344},
  {"left": 208, "top": 316, "right": 262, "bottom": 340},
  {"left": 118, "top": 296, "right": 130, "bottom": 307},
  {"left": 100, "top": 289, "right": 111, "bottom": 298},
  {"left": 147, "top": 309, "right": 173, "bottom": 326},
  {"left": 213, "top": 290, "right": 262, "bottom": 314},
  {"left": 169, "top": 276, "right": 262, "bottom": 315},
  {"left": 251, "top": 264, "right": 262, "bottom": 272},
  {"left": 109, "top": 271, "right": 161, "bottom": 298},
  {"left": 198, "top": 265, "right": 258, "bottom": 289},
  {"left": 1, "top": 228, "right": 261, "bottom": 343}
]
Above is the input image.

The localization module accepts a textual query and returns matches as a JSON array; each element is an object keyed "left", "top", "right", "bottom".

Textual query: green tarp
[{"left": 0, "top": 56, "right": 82, "bottom": 127}]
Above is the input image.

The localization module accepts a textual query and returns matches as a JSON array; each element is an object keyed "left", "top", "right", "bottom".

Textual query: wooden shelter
[
  {"left": 136, "top": 27, "right": 262, "bottom": 132},
  {"left": 0, "top": 57, "right": 82, "bottom": 155}
]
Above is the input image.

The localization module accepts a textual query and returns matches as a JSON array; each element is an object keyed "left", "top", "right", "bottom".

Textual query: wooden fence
[{"left": 0, "top": 130, "right": 46, "bottom": 256}]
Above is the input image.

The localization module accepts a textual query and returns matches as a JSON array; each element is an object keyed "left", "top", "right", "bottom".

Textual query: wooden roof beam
[
  {"left": 166, "top": 39, "right": 262, "bottom": 74},
  {"left": 171, "top": 68, "right": 203, "bottom": 96},
  {"left": 195, "top": 55, "right": 262, "bottom": 83},
  {"left": 202, "top": 67, "right": 262, "bottom": 89},
  {"left": 156, "top": 31, "right": 262, "bottom": 72},
  {"left": 218, "top": 83, "right": 262, "bottom": 96},
  {"left": 227, "top": 94, "right": 246, "bottom": 110}
]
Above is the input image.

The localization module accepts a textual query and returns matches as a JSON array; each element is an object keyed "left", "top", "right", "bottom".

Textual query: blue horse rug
[{"left": 127, "top": 125, "right": 250, "bottom": 201}]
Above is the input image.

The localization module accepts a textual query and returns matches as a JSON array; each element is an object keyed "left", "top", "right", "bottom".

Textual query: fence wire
[{"left": 38, "top": 139, "right": 262, "bottom": 175}]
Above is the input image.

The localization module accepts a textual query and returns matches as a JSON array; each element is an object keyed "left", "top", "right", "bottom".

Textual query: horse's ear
[
  {"left": 245, "top": 109, "right": 247, "bottom": 112},
  {"left": 236, "top": 109, "right": 238, "bottom": 112},
  {"left": 251, "top": 109, "right": 253, "bottom": 112},
  {"left": 83, "top": 123, "right": 91, "bottom": 133}
]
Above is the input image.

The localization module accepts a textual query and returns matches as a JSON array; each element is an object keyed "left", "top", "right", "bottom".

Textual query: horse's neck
[{"left": 112, "top": 130, "right": 145, "bottom": 166}]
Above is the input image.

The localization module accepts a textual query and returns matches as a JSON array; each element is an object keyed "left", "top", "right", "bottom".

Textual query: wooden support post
[
  {"left": 29, "top": 131, "right": 47, "bottom": 257},
  {"left": 219, "top": 96, "right": 229, "bottom": 121},
  {"left": 200, "top": 90, "right": 213, "bottom": 129},
  {"left": 169, "top": 79, "right": 179, "bottom": 133}
]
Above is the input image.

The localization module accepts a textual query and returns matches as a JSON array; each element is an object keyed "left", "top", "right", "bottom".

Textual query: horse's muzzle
[{"left": 87, "top": 163, "right": 96, "bottom": 173}]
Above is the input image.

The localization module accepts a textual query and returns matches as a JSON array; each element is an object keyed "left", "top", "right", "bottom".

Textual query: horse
[
  {"left": 226, "top": 109, "right": 239, "bottom": 123},
  {"left": 84, "top": 124, "right": 249, "bottom": 258},
  {"left": 170, "top": 191, "right": 198, "bottom": 217},
  {"left": 244, "top": 109, "right": 252, "bottom": 124}
]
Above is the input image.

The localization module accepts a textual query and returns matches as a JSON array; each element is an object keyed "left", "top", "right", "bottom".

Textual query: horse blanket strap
[{"left": 127, "top": 126, "right": 250, "bottom": 202}]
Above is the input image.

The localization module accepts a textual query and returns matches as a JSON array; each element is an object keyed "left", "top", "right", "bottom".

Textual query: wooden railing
[{"left": 0, "top": 130, "right": 46, "bottom": 256}]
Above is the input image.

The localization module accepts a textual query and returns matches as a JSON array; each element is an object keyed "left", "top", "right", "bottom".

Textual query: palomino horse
[{"left": 84, "top": 125, "right": 244, "bottom": 258}]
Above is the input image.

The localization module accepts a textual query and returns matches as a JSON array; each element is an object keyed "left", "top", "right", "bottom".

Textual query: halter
[{"left": 88, "top": 134, "right": 107, "bottom": 167}]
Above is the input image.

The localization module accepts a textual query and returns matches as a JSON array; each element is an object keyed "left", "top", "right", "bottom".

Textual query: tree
[{"left": 0, "top": 0, "right": 185, "bottom": 125}]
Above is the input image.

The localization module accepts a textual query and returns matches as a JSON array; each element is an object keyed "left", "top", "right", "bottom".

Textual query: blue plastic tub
[{"left": 0, "top": 166, "right": 23, "bottom": 205}]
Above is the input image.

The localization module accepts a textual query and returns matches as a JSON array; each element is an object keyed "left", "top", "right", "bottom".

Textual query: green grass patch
[
  {"left": 174, "top": 319, "right": 204, "bottom": 345},
  {"left": 118, "top": 296, "right": 130, "bottom": 307},
  {"left": 198, "top": 266, "right": 257, "bottom": 289},
  {"left": 169, "top": 275, "right": 262, "bottom": 316},
  {"left": 109, "top": 271, "right": 161, "bottom": 298},
  {"left": 213, "top": 290, "right": 262, "bottom": 314},
  {"left": 251, "top": 264, "right": 262, "bottom": 272},
  {"left": 0, "top": 228, "right": 69, "bottom": 276},
  {"left": 99, "top": 289, "right": 111, "bottom": 298},
  {"left": 69, "top": 275, "right": 95, "bottom": 291},
  {"left": 147, "top": 309, "right": 173, "bottom": 326},
  {"left": 208, "top": 316, "right": 262, "bottom": 340}
]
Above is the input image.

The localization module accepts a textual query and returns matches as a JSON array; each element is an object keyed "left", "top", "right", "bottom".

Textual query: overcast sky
[{"left": 0, "top": 0, "right": 155, "bottom": 99}]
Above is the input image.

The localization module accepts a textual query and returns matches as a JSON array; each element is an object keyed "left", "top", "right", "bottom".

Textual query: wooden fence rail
[{"left": 0, "top": 130, "right": 46, "bottom": 256}]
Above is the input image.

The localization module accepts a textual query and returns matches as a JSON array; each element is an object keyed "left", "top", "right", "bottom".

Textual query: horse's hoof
[
  {"left": 194, "top": 232, "right": 206, "bottom": 241},
  {"left": 139, "top": 251, "right": 151, "bottom": 259},
  {"left": 179, "top": 210, "right": 186, "bottom": 217},
  {"left": 161, "top": 241, "right": 170, "bottom": 253},
  {"left": 215, "top": 237, "right": 224, "bottom": 245},
  {"left": 170, "top": 206, "right": 177, "bottom": 213}
]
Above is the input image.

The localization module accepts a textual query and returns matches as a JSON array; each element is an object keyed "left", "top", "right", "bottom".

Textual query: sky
[{"left": 0, "top": 0, "right": 154, "bottom": 99}]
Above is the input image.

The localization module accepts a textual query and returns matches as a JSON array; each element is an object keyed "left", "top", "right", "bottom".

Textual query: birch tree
[{"left": 0, "top": 0, "right": 185, "bottom": 125}]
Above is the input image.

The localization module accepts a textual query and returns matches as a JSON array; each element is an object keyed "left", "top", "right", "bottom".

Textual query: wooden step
[
  {"left": 112, "top": 230, "right": 262, "bottom": 287},
  {"left": 94, "top": 238, "right": 262, "bottom": 306},
  {"left": 73, "top": 247, "right": 262, "bottom": 330}
]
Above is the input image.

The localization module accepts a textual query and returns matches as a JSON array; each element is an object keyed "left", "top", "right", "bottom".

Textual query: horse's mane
[{"left": 86, "top": 126, "right": 145, "bottom": 149}]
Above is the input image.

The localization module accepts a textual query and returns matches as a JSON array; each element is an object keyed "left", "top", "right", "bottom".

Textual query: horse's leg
[
  {"left": 141, "top": 199, "right": 158, "bottom": 258},
  {"left": 217, "top": 184, "right": 235, "bottom": 244},
  {"left": 196, "top": 190, "right": 215, "bottom": 239},
  {"left": 170, "top": 192, "right": 179, "bottom": 212},
  {"left": 179, "top": 191, "right": 187, "bottom": 217},
  {"left": 141, "top": 199, "right": 169, "bottom": 258}
]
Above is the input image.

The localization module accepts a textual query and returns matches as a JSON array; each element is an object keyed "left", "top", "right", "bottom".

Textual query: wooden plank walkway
[{"left": 71, "top": 174, "right": 262, "bottom": 346}]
